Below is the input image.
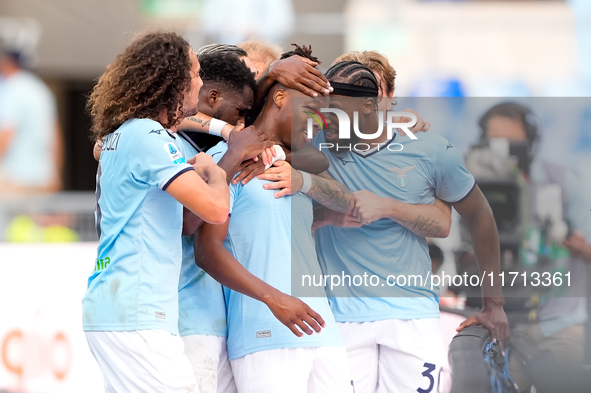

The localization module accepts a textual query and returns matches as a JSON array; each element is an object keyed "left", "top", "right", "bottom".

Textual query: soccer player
[
  {"left": 91, "top": 42, "right": 332, "bottom": 161},
  {"left": 196, "top": 47, "right": 355, "bottom": 393},
  {"left": 334, "top": 51, "right": 395, "bottom": 113},
  {"left": 197, "top": 43, "right": 260, "bottom": 77},
  {"left": 237, "top": 40, "right": 282, "bottom": 76},
  {"left": 177, "top": 51, "right": 259, "bottom": 393},
  {"left": 82, "top": 31, "right": 233, "bottom": 393},
  {"left": 311, "top": 61, "right": 509, "bottom": 393},
  {"left": 334, "top": 50, "right": 430, "bottom": 133},
  {"left": 174, "top": 43, "right": 331, "bottom": 166}
]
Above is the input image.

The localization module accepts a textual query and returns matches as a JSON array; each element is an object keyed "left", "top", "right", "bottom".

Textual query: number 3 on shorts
[{"left": 417, "top": 362, "right": 436, "bottom": 393}]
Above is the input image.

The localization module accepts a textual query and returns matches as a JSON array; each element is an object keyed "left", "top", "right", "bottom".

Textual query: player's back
[
  {"left": 83, "top": 118, "right": 193, "bottom": 335},
  {"left": 177, "top": 132, "right": 228, "bottom": 337}
]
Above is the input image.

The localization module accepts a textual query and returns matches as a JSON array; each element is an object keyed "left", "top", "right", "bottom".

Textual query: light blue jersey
[
  {"left": 82, "top": 119, "right": 193, "bottom": 334},
  {"left": 177, "top": 132, "right": 228, "bottom": 337},
  {"left": 207, "top": 142, "right": 342, "bottom": 361},
  {"left": 312, "top": 132, "right": 476, "bottom": 322}
]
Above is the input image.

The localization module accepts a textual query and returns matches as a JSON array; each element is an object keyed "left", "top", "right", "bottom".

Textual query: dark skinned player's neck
[
  {"left": 353, "top": 112, "right": 387, "bottom": 145},
  {"left": 252, "top": 106, "right": 284, "bottom": 145}
]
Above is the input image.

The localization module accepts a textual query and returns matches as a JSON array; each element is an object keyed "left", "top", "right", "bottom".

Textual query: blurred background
[{"left": 0, "top": 0, "right": 589, "bottom": 392}]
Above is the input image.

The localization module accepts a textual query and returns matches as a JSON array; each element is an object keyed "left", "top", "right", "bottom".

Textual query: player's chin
[
  {"left": 182, "top": 104, "right": 199, "bottom": 119},
  {"left": 293, "top": 129, "right": 311, "bottom": 151},
  {"left": 323, "top": 128, "right": 339, "bottom": 143}
]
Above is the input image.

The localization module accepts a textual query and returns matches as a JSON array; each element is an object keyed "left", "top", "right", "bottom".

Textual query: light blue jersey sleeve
[
  {"left": 207, "top": 141, "right": 239, "bottom": 213},
  {"left": 127, "top": 130, "right": 193, "bottom": 190},
  {"left": 432, "top": 139, "right": 476, "bottom": 203}
]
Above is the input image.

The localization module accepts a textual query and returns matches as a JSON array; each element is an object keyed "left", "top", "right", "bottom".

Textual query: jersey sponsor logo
[
  {"left": 94, "top": 256, "right": 111, "bottom": 271},
  {"left": 163, "top": 143, "right": 186, "bottom": 164},
  {"left": 155, "top": 311, "right": 166, "bottom": 319},
  {"left": 256, "top": 330, "right": 271, "bottom": 339},
  {"left": 388, "top": 166, "right": 416, "bottom": 188}
]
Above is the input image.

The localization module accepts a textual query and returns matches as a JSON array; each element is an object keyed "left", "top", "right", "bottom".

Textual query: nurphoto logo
[{"left": 305, "top": 109, "right": 418, "bottom": 153}]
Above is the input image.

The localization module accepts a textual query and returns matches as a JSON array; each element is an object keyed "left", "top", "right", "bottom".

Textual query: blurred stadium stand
[{"left": 0, "top": 193, "right": 97, "bottom": 242}]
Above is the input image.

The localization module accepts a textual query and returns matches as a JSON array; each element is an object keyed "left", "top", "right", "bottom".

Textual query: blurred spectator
[
  {"left": 0, "top": 39, "right": 63, "bottom": 194},
  {"left": 473, "top": 102, "right": 591, "bottom": 392},
  {"left": 237, "top": 40, "right": 282, "bottom": 76}
]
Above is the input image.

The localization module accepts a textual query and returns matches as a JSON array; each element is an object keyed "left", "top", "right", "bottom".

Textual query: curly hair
[
  {"left": 87, "top": 31, "right": 193, "bottom": 141},
  {"left": 199, "top": 53, "right": 256, "bottom": 95},
  {"left": 237, "top": 40, "right": 282, "bottom": 71},
  {"left": 280, "top": 43, "right": 320, "bottom": 65}
]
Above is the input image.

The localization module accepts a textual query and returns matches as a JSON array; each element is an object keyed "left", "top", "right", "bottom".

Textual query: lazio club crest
[{"left": 388, "top": 166, "right": 416, "bottom": 188}]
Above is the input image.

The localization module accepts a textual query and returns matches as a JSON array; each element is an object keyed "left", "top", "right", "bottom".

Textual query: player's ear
[
  {"left": 363, "top": 98, "right": 376, "bottom": 114},
  {"left": 208, "top": 90, "right": 220, "bottom": 107},
  {"left": 273, "top": 88, "right": 288, "bottom": 108}
]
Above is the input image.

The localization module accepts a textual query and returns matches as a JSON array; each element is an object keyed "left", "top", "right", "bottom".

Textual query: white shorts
[
  {"left": 182, "top": 335, "right": 237, "bottom": 393},
  {"left": 338, "top": 318, "right": 446, "bottom": 393},
  {"left": 230, "top": 346, "right": 353, "bottom": 393},
  {"left": 86, "top": 330, "right": 197, "bottom": 393}
]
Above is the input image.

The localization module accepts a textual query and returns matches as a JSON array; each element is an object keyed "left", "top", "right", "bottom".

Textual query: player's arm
[
  {"left": 166, "top": 153, "right": 230, "bottom": 225},
  {"left": 312, "top": 189, "right": 451, "bottom": 237},
  {"left": 217, "top": 124, "right": 273, "bottom": 180},
  {"left": 430, "top": 139, "right": 508, "bottom": 346},
  {"left": 396, "top": 108, "right": 431, "bottom": 135},
  {"left": 363, "top": 194, "right": 451, "bottom": 237},
  {"left": 178, "top": 113, "right": 235, "bottom": 141},
  {"left": 298, "top": 171, "right": 353, "bottom": 212},
  {"left": 196, "top": 220, "right": 326, "bottom": 337},
  {"left": 252, "top": 55, "right": 331, "bottom": 114},
  {"left": 256, "top": 161, "right": 354, "bottom": 213},
  {"left": 93, "top": 139, "right": 102, "bottom": 161},
  {"left": 286, "top": 144, "right": 329, "bottom": 174},
  {"left": 233, "top": 143, "right": 330, "bottom": 192},
  {"left": 453, "top": 186, "right": 509, "bottom": 348},
  {"left": 181, "top": 125, "right": 273, "bottom": 235}
]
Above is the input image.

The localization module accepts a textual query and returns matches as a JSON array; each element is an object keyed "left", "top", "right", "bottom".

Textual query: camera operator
[{"left": 470, "top": 102, "right": 591, "bottom": 392}]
